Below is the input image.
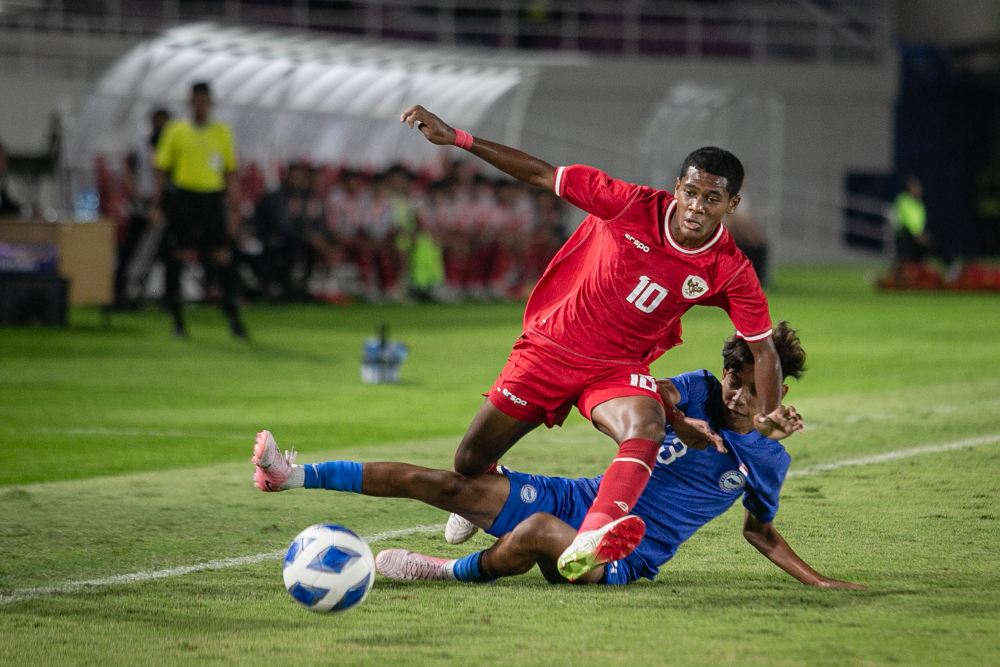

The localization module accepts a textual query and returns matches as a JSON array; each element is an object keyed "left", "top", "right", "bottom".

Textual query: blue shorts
[{"left": 488, "top": 469, "right": 643, "bottom": 585}]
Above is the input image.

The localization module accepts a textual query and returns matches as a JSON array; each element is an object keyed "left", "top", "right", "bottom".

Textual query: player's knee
[
  {"left": 453, "top": 449, "right": 486, "bottom": 476},
  {"left": 620, "top": 421, "right": 664, "bottom": 445},
  {"left": 510, "top": 513, "right": 563, "bottom": 549}
]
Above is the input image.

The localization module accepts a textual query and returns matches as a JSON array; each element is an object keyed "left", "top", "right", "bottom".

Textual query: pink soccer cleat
[
  {"left": 375, "top": 549, "right": 451, "bottom": 581},
  {"left": 252, "top": 430, "right": 296, "bottom": 492}
]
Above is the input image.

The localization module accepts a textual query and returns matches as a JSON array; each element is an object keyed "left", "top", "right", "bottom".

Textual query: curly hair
[
  {"left": 680, "top": 146, "right": 744, "bottom": 195},
  {"left": 721, "top": 321, "right": 806, "bottom": 380}
]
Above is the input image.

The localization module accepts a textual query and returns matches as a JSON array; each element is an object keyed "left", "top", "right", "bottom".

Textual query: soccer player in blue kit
[{"left": 253, "top": 323, "right": 862, "bottom": 588}]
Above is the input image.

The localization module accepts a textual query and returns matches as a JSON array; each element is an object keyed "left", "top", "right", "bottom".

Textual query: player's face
[
  {"left": 672, "top": 167, "right": 740, "bottom": 247},
  {"left": 721, "top": 365, "right": 758, "bottom": 431}
]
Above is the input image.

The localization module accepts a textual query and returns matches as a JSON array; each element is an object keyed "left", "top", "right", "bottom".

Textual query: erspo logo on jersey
[
  {"left": 624, "top": 233, "right": 650, "bottom": 253},
  {"left": 718, "top": 470, "right": 746, "bottom": 492},
  {"left": 500, "top": 387, "right": 528, "bottom": 406}
]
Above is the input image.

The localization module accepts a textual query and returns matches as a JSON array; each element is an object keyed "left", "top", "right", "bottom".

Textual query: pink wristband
[{"left": 453, "top": 128, "right": 473, "bottom": 150}]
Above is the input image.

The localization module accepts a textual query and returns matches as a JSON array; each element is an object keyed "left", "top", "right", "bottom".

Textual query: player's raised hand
[
  {"left": 673, "top": 415, "right": 727, "bottom": 454},
  {"left": 753, "top": 405, "right": 803, "bottom": 440},
  {"left": 400, "top": 105, "right": 455, "bottom": 146}
]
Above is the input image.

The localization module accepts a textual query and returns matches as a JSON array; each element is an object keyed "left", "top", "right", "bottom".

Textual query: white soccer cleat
[
  {"left": 252, "top": 430, "right": 297, "bottom": 492},
  {"left": 444, "top": 513, "right": 479, "bottom": 544},
  {"left": 375, "top": 549, "right": 451, "bottom": 581},
  {"left": 556, "top": 515, "right": 646, "bottom": 582}
]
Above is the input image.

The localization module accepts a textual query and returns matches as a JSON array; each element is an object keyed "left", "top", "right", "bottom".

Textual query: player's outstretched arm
[
  {"left": 742, "top": 511, "right": 864, "bottom": 589},
  {"left": 401, "top": 105, "right": 556, "bottom": 190},
  {"left": 656, "top": 378, "right": 726, "bottom": 453}
]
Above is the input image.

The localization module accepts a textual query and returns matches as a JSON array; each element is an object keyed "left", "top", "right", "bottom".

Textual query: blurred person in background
[
  {"left": 152, "top": 82, "right": 248, "bottom": 340},
  {"left": 113, "top": 108, "right": 171, "bottom": 309},
  {"left": 325, "top": 169, "right": 372, "bottom": 299},
  {"left": 888, "top": 175, "right": 934, "bottom": 285},
  {"left": 389, "top": 165, "right": 445, "bottom": 301},
  {"left": 0, "top": 142, "right": 24, "bottom": 217},
  {"left": 251, "top": 160, "right": 321, "bottom": 301}
]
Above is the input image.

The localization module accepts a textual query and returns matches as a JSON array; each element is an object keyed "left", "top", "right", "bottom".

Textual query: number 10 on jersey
[{"left": 627, "top": 275, "right": 668, "bottom": 313}]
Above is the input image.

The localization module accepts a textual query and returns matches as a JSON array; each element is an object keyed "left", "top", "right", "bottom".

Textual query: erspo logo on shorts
[{"left": 500, "top": 387, "right": 528, "bottom": 406}]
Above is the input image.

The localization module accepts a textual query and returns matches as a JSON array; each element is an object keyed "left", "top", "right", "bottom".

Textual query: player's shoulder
[
  {"left": 671, "top": 368, "right": 716, "bottom": 385},
  {"left": 670, "top": 369, "right": 717, "bottom": 402}
]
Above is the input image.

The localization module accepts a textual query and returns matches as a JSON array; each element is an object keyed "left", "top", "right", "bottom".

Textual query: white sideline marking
[
  {"left": 786, "top": 434, "right": 1000, "bottom": 478},
  {"left": 3, "top": 433, "right": 998, "bottom": 607},
  {"left": 0, "top": 523, "right": 445, "bottom": 606}
]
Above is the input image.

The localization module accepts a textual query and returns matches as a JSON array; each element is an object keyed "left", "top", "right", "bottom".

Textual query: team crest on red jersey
[{"left": 681, "top": 275, "right": 709, "bottom": 300}]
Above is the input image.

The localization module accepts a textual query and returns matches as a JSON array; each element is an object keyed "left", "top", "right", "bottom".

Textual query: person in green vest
[
  {"left": 388, "top": 166, "right": 444, "bottom": 302},
  {"left": 891, "top": 176, "right": 931, "bottom": 276}
]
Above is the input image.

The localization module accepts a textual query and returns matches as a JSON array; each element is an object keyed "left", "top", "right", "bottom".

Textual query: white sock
[{"left": 281, "top": 465, "right": 306, "bottom": 490}]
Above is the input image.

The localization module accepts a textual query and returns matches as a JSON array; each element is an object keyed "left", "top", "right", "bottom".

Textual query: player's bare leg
[
  {"left": 360, "top": 462, "right": 509, "bottom": 530},
  {"left": 483, "top": 513, "right": 606, "bottom": 584},
  {"left": 251, "top": 430, "right": 510, "bottom": 528},
  {"left": 445, "top": 400, "right": 540, "bottom": 543},
  {"left": 453, "top": 399, "right": 540, "bottom": 474}
]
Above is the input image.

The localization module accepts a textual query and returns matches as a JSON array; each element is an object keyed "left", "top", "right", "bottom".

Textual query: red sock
[{"left": 579, "top": 438, "right": 658, "bottom": 532}]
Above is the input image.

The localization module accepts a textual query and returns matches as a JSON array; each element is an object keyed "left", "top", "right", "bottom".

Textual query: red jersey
[{"left": 523, "top": 164, "right": 771, "bottom": 364}]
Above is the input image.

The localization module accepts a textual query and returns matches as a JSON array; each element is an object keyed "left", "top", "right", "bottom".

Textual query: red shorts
[{"left": 488, "top": 334, "right": 664, "bottom": 427}]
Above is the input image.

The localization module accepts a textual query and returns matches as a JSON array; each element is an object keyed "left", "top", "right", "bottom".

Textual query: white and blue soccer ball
[{"left": 282, "top": 523, "right": 375, "bottom": 613}]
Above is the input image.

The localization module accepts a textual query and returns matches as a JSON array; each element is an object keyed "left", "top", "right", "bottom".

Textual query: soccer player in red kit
[{"left": 400, "top": 105, "right": 785, "bottom": 580}]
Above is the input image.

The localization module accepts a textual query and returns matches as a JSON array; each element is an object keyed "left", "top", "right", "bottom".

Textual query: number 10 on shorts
[
  {"left": 626, "top": 275, "right": 668, "bottom": 313},
  {"left": 629, "top": 373, "right": 657, "bottom": 392}
]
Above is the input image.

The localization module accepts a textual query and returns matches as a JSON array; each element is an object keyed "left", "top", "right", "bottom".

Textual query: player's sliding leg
[
  {"left": 556, "top": 395, "right": 664, "bottom": 580},
  {"left": 377, "top": 513, "right": 605, "bottom": 584},
  {"left": 251, "top": 430, "right": 508, "bottom": 529},
  {"left": 445, "top": 400, "right": 540, "bottom": 543}
]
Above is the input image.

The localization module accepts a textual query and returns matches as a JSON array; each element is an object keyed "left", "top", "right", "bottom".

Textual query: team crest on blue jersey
[
  {"left": 718, "top": 470, "right": 746, "bottom": 492},
  {"left": 520, "top": 484, "right": 538, "bottom": 503},
  {"left": 681, "top": 275, "right": 709, "bottom": 300}
]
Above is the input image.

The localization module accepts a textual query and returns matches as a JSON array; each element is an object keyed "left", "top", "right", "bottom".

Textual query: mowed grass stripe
[{"left": 3, "top": 432, "right": 996, "bottom": 607}]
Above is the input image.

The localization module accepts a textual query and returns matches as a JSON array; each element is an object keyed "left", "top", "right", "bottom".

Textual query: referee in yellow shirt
[{"left": 152, "top": 81, "right": 248, "bottom": 339}]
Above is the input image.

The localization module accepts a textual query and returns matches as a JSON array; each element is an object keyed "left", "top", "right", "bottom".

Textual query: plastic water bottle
[
  {"left": 361, "top": 324, "right": 408, "bottom": 384},
  {"left": 73, "top": 187, "right": 100, "bottom": 222}
]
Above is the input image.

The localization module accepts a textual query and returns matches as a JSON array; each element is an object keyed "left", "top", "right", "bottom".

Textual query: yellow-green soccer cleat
[{"left": 557, "top": 515, "right": 646, "bottom": 581}]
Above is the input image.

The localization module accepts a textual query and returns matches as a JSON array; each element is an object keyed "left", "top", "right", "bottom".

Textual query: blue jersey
[
  {"left": 622, "top": 369, "right": 791, "bottom": 581},
  {"left": 488, "top": 370, "right": 791, "bottom": 584}
]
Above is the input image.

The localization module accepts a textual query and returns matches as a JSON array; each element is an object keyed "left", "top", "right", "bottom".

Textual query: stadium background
[
  {"left": 2, "top": 0, "right": 998, "bottom": 268},
  {"left": 1, "top": 2, "right": 999, "bottom": 666}
]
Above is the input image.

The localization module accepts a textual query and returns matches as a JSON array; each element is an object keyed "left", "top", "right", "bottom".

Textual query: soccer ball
[{"left": 282, "top": 523, "right": 375, "bottom": 613}]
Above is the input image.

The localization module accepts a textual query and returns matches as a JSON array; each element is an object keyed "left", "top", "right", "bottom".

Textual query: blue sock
[
  {"left": 450, "top": 551, "right": 495, "bottom": 583},
  {"left": 303, "top": 461, "right": 363, "bottom": 493}
]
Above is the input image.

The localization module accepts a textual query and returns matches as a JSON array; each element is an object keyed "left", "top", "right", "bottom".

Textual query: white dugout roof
[{"left": 69, "top": 23, "right": 541, "bottom": 172}]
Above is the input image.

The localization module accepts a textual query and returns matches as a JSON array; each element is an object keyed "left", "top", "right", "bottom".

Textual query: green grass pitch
[{"left": 1, "top": 266, "right": 998, "bottom": 666}]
